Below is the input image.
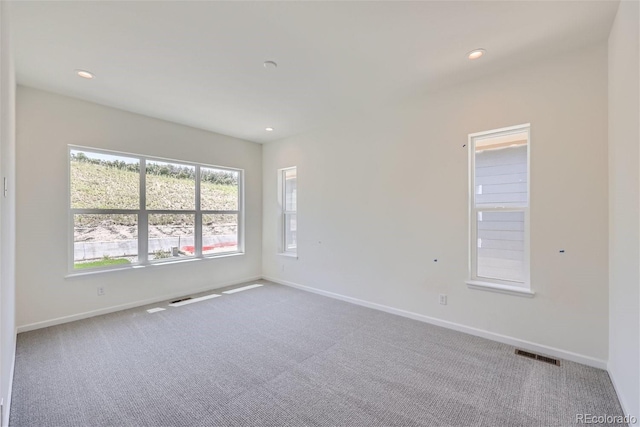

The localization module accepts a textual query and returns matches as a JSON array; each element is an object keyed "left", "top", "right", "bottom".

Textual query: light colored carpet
[{"left": 10, "top": 281, "right": 623, "bottom": 426}]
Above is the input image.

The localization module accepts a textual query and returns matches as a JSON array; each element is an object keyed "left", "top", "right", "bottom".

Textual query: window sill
[
  {"left": 277, "top": 252, "right": 298, "bottom": 259},
  {"left": 66, "top": 252, "right": 244, "bottom": 278},
  {"left": 466, "top": 280, "right": 535, "bottom": 298}
]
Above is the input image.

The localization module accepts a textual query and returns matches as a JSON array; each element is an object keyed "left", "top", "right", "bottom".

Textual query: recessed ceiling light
[
  {"left": 467, "top": 49, "right": 486, "bottom": 60},
  {"left": 76, "top": 69, "right": 95, "bottom": 79},
  {"left": 263, "top": 61, "right": 278, "bottom": 69},
  {"left": 265, "top": 127, "right": 274, "bottom": 132}
]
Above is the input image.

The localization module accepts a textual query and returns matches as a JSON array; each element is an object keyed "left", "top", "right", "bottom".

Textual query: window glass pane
[
  {"left": 146, "top": 161, "right": 195, "bottom": 210},
  {"left": 284, "top": 213, "right": 297, "bottom": 252},
  {"left": 74, "top": 214, "right": 138, "bottom": 269},
  {"left": 284, "top": 169, "right": 296, "bottom": 211},
  {"left": 70, "top": 150, "right": 139, "bottom": 209},
  {"left": 475, "top": 141, "right": 527, "bottom": 207},
  {"left": 202, "top": 214, "right": 238, "bottom": 255},
  {"left": 477, "top": 210, "right": 524, "bottom": 283},
  {"left": 201, "top": 168, "right": 239, "bottom": 211},
  {"left": 148, "top": 214, "right": 194, "bottom": 259}
]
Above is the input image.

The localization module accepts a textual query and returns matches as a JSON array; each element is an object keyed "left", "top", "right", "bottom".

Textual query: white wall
[
  {"left": 608, "top": 0, "right": 640, "bottom": 422},
  {"left": 0, "top": 1, "right": 16, "bottom": 425},
  {"left": 0, "top": 2, "right": 16, "bottom": 425},
  {"left": 15, "top": 86, "right": 262, "bottom": 330},
  {"left": 263, "top": 44, "right": 609, "bottom": 365}
]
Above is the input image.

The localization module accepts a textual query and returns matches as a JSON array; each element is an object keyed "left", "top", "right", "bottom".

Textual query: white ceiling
[{"left": 10, "top": 1, "right": 619, "bottom": 144}]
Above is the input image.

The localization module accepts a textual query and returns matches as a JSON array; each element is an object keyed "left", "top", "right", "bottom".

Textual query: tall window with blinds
[
  {"left": 279, "top": 167, "right": 297, "bottom": 255},
  {"left": 469, "top": 125, "right": 530, "bottom": 290}
]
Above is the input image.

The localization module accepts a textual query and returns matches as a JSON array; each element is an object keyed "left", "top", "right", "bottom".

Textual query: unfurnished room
[{"left": 0, "top": 1, "right": 637, "bottom": 426}]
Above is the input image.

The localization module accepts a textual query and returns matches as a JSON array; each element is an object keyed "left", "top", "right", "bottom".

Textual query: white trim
[
  {"left": 64, "top": 252, "right": 244, "bottom": 278},
  {"left": 277, "top": 252, "right": 298, "bottom": 259},
  {"left": 236, "top": 167, "right": 245, "bottom": 254},
  {"left": 607, "top": 366, "right": 638, "bottom": 426},
  {"left": 139, "top": 157, "right": 148, "bottom": 264},
  {"left": 195, "top": 165, "right": 202, "bottom": 258},
  {"left": 17, "top": 275, "right": 262, "bottom": 333},
  {"left": 264, "top": 276, "right": 606, "bottom": 370},
  {"left": 468, "top": 123, "right": 532, "bottom": 139},
  {"left": 466, "top": 280, "right": 535, "bottom": 297}
]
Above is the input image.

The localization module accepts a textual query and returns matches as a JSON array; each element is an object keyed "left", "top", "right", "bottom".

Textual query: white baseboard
[
  {"left": 17, "top": 276, "right": 263, "bottom": 334},
  {"left": 607, "top": 366, "right": 638, "bottom": 426},
  {"left": 264, "top": 276, "right": 608, "bottom": 370}
]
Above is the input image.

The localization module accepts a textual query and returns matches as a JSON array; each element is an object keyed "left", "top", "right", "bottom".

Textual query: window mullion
[
  {"left": 70, "top": 208, "right": 139, "bottom": 215},
  {"left": 145, "top": 210, "right": 196, "bottom": 215},
  {"left": 201, "top": 210, "right": 239, "bottom": 215},
  {"left": 195, "top": 166, "right": 202, "bottom": 258},
  {"left": 474, "top": 206, "right": 526, "bottom": 212},
  {"left": 139, "top": 158, "right": 148, "bottom": 264}
]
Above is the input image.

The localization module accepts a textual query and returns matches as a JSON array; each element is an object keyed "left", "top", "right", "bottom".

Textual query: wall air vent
[{"left": 515, "top": 349, "right": 561, "bottom": 366}]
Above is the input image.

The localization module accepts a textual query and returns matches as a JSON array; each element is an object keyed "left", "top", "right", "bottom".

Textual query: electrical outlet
[
  {"left": 439, "top": 294, "right": 447, "bottom": 305},
  {"left": 97, "top": 287, "right": 105, "bottom": 296}
]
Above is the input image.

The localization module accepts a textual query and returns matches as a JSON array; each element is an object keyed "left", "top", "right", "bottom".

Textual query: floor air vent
[
  {"left": 515, "top": 349, "right": 560, "bottom": 366},
  {"left": 170, "top": 297, "right": 192, "bottom": 304}
]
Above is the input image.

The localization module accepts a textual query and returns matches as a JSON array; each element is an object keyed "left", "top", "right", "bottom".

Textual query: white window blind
[
  {"left": 470, "top": 125, "right": 530, "bottom": 288},
  {"left": 280, "top": 167, "right": 297, "bottom": 254}
]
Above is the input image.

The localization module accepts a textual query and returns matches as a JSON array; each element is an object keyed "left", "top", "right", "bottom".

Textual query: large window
[
  {"left": 279, "top": 167, "right": 297, "bottom": 255},
  {"left": 69, "top": 146, "right": 242, "bottom": 272},
  {"left": 468, "top": 124, "right": 531, "bottom": 294}
]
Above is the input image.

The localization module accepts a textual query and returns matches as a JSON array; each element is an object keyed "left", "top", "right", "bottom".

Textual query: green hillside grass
[
  {"left": 71, "top": 161, "right": 238, "bottom": 227},
  {"left": 75, "top": 258, "right": 131, "bottom": 269}
]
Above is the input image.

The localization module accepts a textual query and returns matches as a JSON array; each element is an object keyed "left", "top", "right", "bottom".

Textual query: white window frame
[
  {"left": 278, "top": 166, "right": 297, "bottom": 257},
  {"left": 466, "top": 124, "right": 534, "bottom": 297},
  {"left": 68, "top": 145, "right": 244, "bottom": 275}
]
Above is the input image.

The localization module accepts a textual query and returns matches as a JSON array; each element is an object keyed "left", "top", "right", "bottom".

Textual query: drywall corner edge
[
  {"left": 264, "top": 276, "right": 608, "bottom": 370},
  {"left": 3, "top": 332, "right": 15, "bottom": 427},
  {"left": 607, "top": 365, "right": 638, "bottom": 426}
]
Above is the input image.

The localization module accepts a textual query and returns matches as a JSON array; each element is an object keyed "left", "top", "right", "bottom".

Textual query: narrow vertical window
[
  {"left": 146, "top": 161, "right": 196, "bottom": 260},
  {"left": 200, "top": 167, "right": 240, "bottom": 256},
  {"left": 468, "top": 125, "right": 531, "bottom": 293},
  {"left": 70, "top": 149, "right": 140, "bottom": 270},
  {"left": 279, "top": 167, "right": 297, "bottom": 255}
]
